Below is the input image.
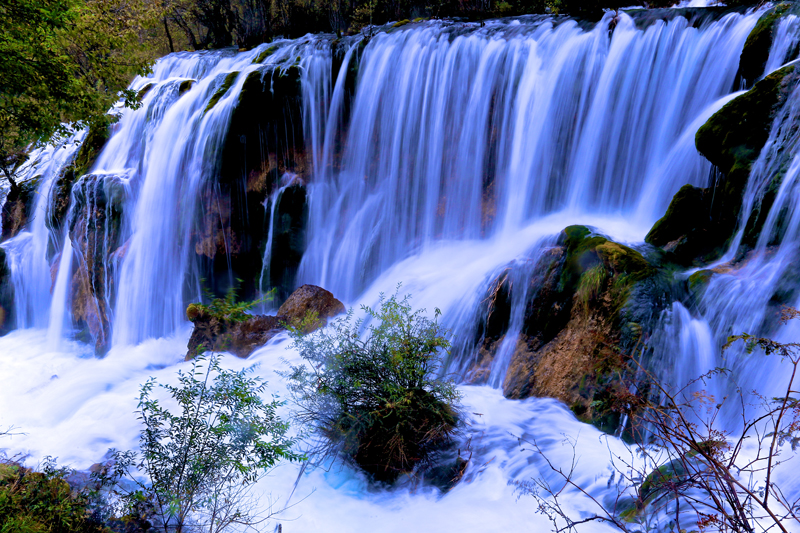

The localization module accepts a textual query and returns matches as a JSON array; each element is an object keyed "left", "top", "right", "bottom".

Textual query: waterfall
[
  {"left": 298, "top": 12, "right": 759, "bottom": 301},
  {"left": 6, "top": 9, "right": 800, "bottom": 531}
]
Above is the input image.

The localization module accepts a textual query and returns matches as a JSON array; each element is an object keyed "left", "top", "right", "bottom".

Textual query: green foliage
[
  {"left": 0, "top": 457, "right": 107, "bottom": 533},
  {"left": 186, "top": 282, "right": 270, "bottom": 323},
  {"left": 106, "top": 355, "right": 301, "bottom": 533},
  {"left": 285, "top": 290, "right": 461, "bottom": 482},
  {"left": 0, "top": 0, "right": 158, "bottom": 189}
]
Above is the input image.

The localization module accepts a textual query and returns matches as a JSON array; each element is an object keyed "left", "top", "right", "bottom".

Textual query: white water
[{"left": 6, "top": 8, "right": 800, "bottom": 532}]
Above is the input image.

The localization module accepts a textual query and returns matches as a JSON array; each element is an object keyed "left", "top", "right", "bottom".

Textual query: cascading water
[{"left": 5, "top": 8, "right": 800, "bottom": 531}]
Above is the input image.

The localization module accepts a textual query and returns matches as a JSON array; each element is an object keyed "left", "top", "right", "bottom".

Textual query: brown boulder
[
  {"left": 277, "top": 284, "right": 345, "bottom": 331},
  {"left": 186, "top": 284, "right": 345, "bottom": 359}
]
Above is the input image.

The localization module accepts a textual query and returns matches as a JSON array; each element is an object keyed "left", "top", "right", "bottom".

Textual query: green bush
[
  {"left": 0, "top": 457, "right": 107, "bottom": 533},
  {"left": 106, "top": 355, "right": 301, "bottom": 533},
  {"left": 285, "top": 291, "right": 461, "bottom": 482}
]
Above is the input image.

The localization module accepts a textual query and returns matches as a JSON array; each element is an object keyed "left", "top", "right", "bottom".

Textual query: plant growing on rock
[
  {"left": 104, "top": 355, "right": 301, "bottom": 533},
  {"left": 284, "top": 290, "right": 461, "bottom": 482},
  {"left": 0, "top": 456, "right": 109, "bottom": 533},
  {"left": 517, "top": 307, "right": 800, "bottom": 533}
]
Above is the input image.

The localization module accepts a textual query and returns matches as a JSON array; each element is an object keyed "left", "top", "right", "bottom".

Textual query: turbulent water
[{"left": 4, "top": 7, "right": 800, "bottom": 531}]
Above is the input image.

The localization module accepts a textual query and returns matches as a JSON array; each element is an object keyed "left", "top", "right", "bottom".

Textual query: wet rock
[
  {"left": 693, "top": 64, "right": 800, "bottom": 258},
  {"left": 468, "top": 225, "right": 657, "bottom": 434},
  {"left": 738, "top": 5, "right": 791, "bottom": 87},
  {"left": 187, "top": 312, "right": 283, "bottom": 359},
  {"left": 48, "top": 120, "right": 112, "bottom": 235},
  {"left": 0, "top": 247, "right": 14, "bottom": 335},
  {"left": 276, "top": 284, "right": 346, "bottom": 330},
  {"left": 186, "top": 284, "right": 344, "bottom": 359},
  {"left": 1, "top": 175, "right": 40, "bottom": 241},
  {"left": 269, "top": 184, "right": 309, "bottom": 300},
  {"left": 67, "top": 173, "right": 128, "bottom": 354},
  {"left": 195, "top": 64, "right": 307, "bottom": 303},
  {"left": 204, "top": 71, "right": 239, "bottom": 113}
]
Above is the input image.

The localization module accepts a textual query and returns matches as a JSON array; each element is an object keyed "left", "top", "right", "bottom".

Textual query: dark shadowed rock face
[
  {"left": 0, "top": 247, "right": 13, "bottom": 335},
  {"left": 186, "top": 284, "right": 345, "bottom": 359}
]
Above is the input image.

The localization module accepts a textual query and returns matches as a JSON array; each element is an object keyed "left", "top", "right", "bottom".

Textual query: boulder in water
[
  {"left": 186, "top": 284, "right": 344, "bottom": 359},
  {"left": 1, "top": 175, "right": 40, "bottom": 241},
  {"left": 277, "top": 284, "right": 346, "bottom": 331}
]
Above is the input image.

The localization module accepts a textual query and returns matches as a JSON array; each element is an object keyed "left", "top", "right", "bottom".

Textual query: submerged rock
[{"left": 186, "top": 284, "right": 344, "bottom": 359}]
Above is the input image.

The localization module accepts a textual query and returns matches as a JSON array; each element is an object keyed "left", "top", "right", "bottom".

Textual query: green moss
[
  {"left": 646, "top": 184, "right": 706, "bottom": 247},
  {"left": 391, "top": 19, "right": 411, "bottom": 28},
  {"left": 204, "top": 71, "right": 240, "bottom": 114},
  {"left": 178, "top": 79, "right": 194, "bottom": 95},
  {"left": 253, "top": 45, "right": 279, "bottom": 64},
  {"left": 739, "top": 5, "right": 790, "bottom": 84},
  {"left": 689, "top": 269, "right": 713, "bottom": 292},
  {"left": 136, "top": 82, "right": 154, "bottom": 100},
  {"left": 596, "top": 241, "right": 651, "bottom": 279},
  {"left": 697, "top": 64, "right": 796, "bottom": 186}
]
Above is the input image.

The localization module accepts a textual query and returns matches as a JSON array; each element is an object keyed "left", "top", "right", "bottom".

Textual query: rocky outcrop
[
  {"left": 66, "top": 173, "right": 128, "bottom": 353},
  {"left": 1, "top": 176, "right": 40, "bottom": 241},
  {"left": 466, "top": 225, "right": 659, "bottom": 433},
  {"left": 651, "top": 64, "right": 800, "bottom": 266},
  {"left": 186, "top": 284, "right": 345, "bottom": 359},
  {"left": 49, "top": 121, "right": 112, "bottom": 236},
  {"left": 194, "top": 64, "right": 308, "bottom": 302},
  {"left": 738, "top": 5, "right": 791, "bottom": 87}
]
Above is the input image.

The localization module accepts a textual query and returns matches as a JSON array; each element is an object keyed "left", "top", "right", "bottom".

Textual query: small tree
[
  {"left": 284, "top": 290, "right": 461, "bottom": 482},
  {"left": 517, "top": 307, "right": 800, "bottom": 533},
  {"left": 106, "top": 355, "right": 301, "bottom": 533}
]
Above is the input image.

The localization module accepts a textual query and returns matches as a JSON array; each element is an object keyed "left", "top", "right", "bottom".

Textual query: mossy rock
[
  {"left": 136, "top": 82, "right": 155, "bottom": 100},
  {"left": 691, "top": 64, "right": 800, "bottom": 260},
  {"left": 178, "top": 79, "right": 194, "bottom": 95},
  {"left": 204, "top": 71, "right": 240, "bottom": 114},
  {"left": 646, "top": 184, "right": 706, "bottom": 247},
  {"left": 688, "top": 269, "right": 713, "bottom": 292},
  {"left": 253, "top": 45, "right": 279, "bottom": 64},
  {"left": 696, "top": 64, "right": 797, "bottom": 188},
  {"left": 739, "top": 4, "right": 791, "bottom": 86},
  {"left": 391, "top": 19, "right": 411, "bottom": 28}
]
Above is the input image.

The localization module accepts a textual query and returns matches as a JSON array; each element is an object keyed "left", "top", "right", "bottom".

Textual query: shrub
[
  {"left": 106, "top": 355, "right": 301, "bottom": 533},
  {"left": 284, "top": 290, "right": 461, "bottom": 482},
  {"left": 0, "top": 457, "right": 107, "bottom": 533}
]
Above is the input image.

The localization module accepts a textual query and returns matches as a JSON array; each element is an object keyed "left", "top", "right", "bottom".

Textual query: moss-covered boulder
[
  {"left": 0, "top": 247, "right": 14, "bottom": 335},
  {"left": 466, "top": 226, "right": 657, "bottom": 434},
  {"left": 186, "top": 284, "right": 343, "bottom": 359},
  {"left": 738, "top": 4, "right": 791, "bottom": 87},
  {"left": 684, "top": 64, "right": 800, "bottom": 262}
]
